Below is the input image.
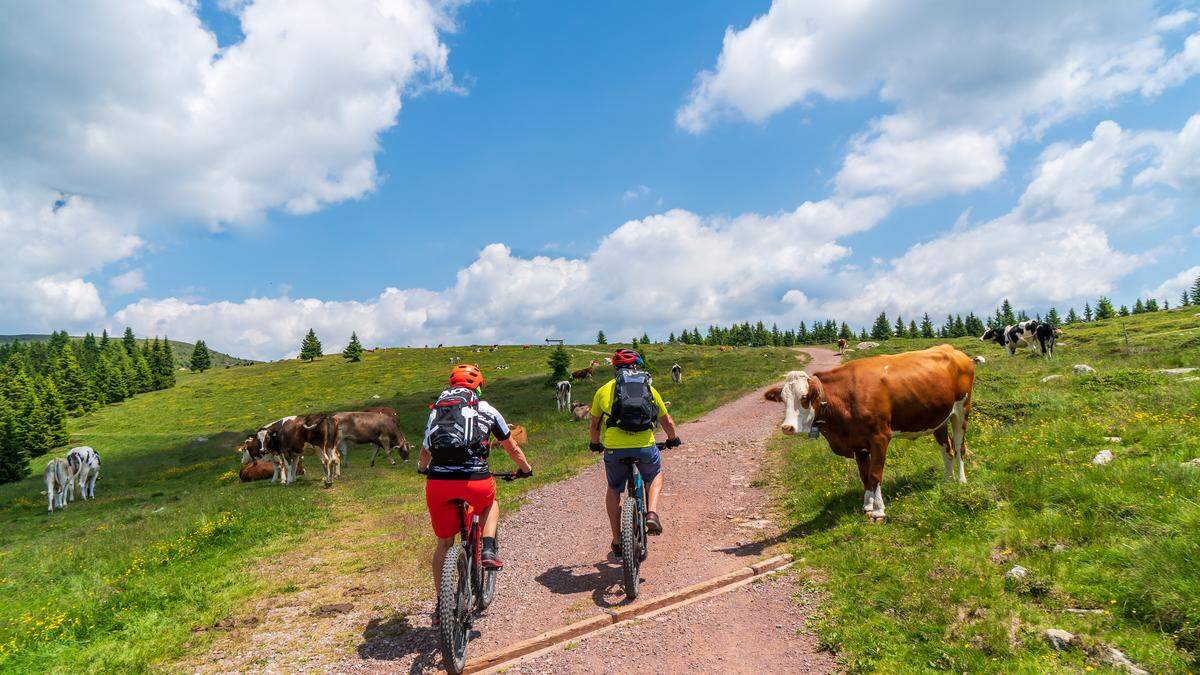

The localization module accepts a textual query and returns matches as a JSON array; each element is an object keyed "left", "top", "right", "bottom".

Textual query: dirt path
[{"left": 181, "top": 349, "right": 841, "bottom": 673}]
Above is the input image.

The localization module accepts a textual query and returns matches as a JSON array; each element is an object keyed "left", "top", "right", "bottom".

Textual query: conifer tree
[
  {"left": 1084, "top": 303, "right": 1093, "bottom": 322},
  {"left": 894, "top": 315, "right": 906, "bottom": 336},
  {"left": 299, "top": 329, "right": 322, "bottom": 361},
  {"left": 54, "top": 348, "right": 95, "bottom": 415},
  {"left": 839, "top": 322, "right": 853, "bottom": 340},
  {"left": 667, "top": 332, "right": 675, "bottom": 343},
  {"left": 547, "top": 345, "right": 571, "bottom": 386},
  {"left": 1181, "top": 290, "right": 1190, "bottom": 307},
  {"left": 871, "top": 312, "right": 892, "bottom": 340},
  {"left": 596, "top": 330, "right": 607, "bottom": 345},
  {"left": 0, "top": 396, "right": 28, "bottom": 484},
  {"left": 1000, "top": 299, "right": 1016, "bottom": 325},
  {"left": 99, "top": 329, "right": 110, "bottom": 350},
  {"left": 98, "top": 354, "right": 128, "bottom": 403},
  {"left": 123, "top": 327, "right": 138, "bottom": 356},
  {"left": 154, "top": 337, "right": 176, "bottom": 388},
  {"left": 1066, "top": 307, "right": 1080, "bottom": 323},
  {"left": 1046, "top": 307, "right": 1061, "bottom": 325},
  {"left": 1145, "top": 298, "right": 1159, "bottom": 312},
  {"left": 965, "top": 313, "right": 985, "bottom": 336},
  {"left": 908, "top": 320, "right": 918, "bottom": 338},
  {"left": 39, "top": 377, "right": 70, "bottom": 447},
  {"left": 1095, "top": 297, "right": 1116, "bottom": 320},
  {"left": 1118, "top": 305, "right": 1130, "bottom": 316},
  {"left": 920, "top": 313, "right": 935, "bottom": 338},
  {"left": 190, "top": 340, "right": 213, "bottom": 372},
  {"left": 1193, "top": 273, "right": 1200, "bottom": 305},
  {"left": 859, "top": 328, "right": 868, "bottom": 340},
  {"left": 342, "top": 333, "right": 364, "bottom": 362},
  {"left": 953, "top": 315, "right": 967, "bottom": 337},
  {"left": 133, "top": 351, "right": 154, "bottom": 393},
  {"left": 641, "top": 332, "right": 650, "bottom": 344},
  {"left": 13, "top": 386, "right": 52, "bottom": 458}
]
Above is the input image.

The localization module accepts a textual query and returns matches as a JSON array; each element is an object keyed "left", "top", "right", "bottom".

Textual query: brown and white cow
[
  {"left": 239, "top": 460, "right": 276, "bottom": 482},
  {"left": 244, "top": 414, "right": 340, "bottom": 487},
  {"left": 837, "top": 338, "right": 847, "bottom": 354},
  {"left": 571, "top": 360, "right": 600, "bottom": 380},
  {"left": 780, "top": 344, "right": 975, "bottom": 522},
  {"left": 333, "top": 409, "right": 413, "bottom": 467}
]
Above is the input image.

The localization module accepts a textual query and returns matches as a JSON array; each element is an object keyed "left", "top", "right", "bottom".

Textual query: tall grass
[{"left": 772, "top": 309, "right": 1200, "bottom": 672}]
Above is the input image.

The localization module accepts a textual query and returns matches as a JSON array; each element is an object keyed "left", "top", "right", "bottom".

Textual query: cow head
[
  {"left": 239, "top": 434, "right": 265, "bottom": 463},
  {"left": 980, "top": 327, "right": 1005, "bottom": 344},
  {"left": 780, "top": 371, "right": 819, "bottom": 437}
]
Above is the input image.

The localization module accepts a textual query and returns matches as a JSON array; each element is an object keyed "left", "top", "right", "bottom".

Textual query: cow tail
[{"left": 324, "top": 415, "right": 336, "bottom": 451}]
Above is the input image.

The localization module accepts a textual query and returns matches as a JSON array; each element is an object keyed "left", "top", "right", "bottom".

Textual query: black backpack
[
  {"left": 427, "top": 388, "right": 487, "bottom": 464},
  {"left": 607, "top": 370, "right": 657, "bottom": 432}
]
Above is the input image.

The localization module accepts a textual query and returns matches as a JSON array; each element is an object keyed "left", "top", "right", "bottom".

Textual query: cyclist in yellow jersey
[{"left": 589, "top": 348, "right": 681, "bottom": 556}]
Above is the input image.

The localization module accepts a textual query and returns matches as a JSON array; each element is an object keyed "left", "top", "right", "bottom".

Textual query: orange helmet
[{"left": 449, "top": 364, "right": 484, "bottom": 390}]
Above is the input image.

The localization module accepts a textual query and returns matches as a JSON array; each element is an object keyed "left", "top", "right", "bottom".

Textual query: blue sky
[{"left": 1, "top": 1, "right": 1197, "bottom": 358}]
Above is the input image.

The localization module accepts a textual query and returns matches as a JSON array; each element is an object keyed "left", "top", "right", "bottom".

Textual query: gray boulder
[
  {"left": 1092, "top": 449, "right": 1114, "bottom": 466},
  {"left": 1072, "top": 364, "right": 1096, "bottom": 374},
  {"left": 1158, "top": 367, "right": 1197, "bottom": 375},
  {"left": 1042, "top": 628, "right": 1076, "bottom": 651},
  {"left": 856, "top": 341, "right": 880, "bottom": 350}
]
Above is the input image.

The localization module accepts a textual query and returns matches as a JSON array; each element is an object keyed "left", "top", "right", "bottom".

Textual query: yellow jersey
[{"left": 589, "top": 377, "right": 669, "bottom": 449}]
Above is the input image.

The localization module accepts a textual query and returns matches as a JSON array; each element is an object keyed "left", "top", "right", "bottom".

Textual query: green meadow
[
  {"left": 0, "top": 343, "right": 792, "bottom": 673},
  {"left": 771, "top": 308, "right": 1200, "bottom": 672}
]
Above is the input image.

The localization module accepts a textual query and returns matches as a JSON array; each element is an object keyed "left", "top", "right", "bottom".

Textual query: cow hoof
[
  {"left": 323, "top": 481, "right": 333, "bottom": 489},
  {"left": 867, "top": 512, "right": 887, "bottom": 524}
]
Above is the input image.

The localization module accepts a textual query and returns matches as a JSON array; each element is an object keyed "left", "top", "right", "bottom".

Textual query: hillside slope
[
  {"left": 0, "top": 343, "right": 792, "bottom": 672},
  {"left": 772, "top": 308, "right": 1200, "bottom": 672}
]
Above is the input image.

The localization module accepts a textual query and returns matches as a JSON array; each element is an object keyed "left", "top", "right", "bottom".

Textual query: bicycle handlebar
[
  {"left": 417, "top": 468, "right": 532, "bottom": 481},
  {"left": 590, "top": 437, "right": 683, "bottom": 453}
]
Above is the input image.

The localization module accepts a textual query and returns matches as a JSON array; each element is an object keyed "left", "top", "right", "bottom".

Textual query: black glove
[
  {"left": 663, "top": 437, "right": 682, "bottom": 449},
  {"left": 516, "top": 469, "right": 533, "bottom": 478},
  {"left": 589, "top": 442, "right": 605, "bottom": 453}
]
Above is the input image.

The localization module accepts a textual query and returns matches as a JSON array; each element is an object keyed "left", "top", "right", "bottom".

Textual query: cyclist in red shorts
[{"left": 418, "top": 364, "right": 532, "bottom": 623}]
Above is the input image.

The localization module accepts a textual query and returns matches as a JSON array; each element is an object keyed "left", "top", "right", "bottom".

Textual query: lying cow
[
  {"left": 239, "top": 460, "right": 276, "bottom": 482},
  {"left": 780, "top": 344, "right": 975, "bottom": 522},
  {"left": 66, "top": 446, "right": 100, "bottom": 501},
  {"left": 569, "top": 401, "right": 590, "bottom": 421},
  {"left": 333, "top": 409, "right": 412, "bottom": 467},
  {"left": 670, "top": 363, "right": 682, "bottom": 383},
  {"left": 555, "top": 380, "right": 571, "bottom": 411},
  {"left": 44, "top": 458, "right": 70, "bottom": 512}
]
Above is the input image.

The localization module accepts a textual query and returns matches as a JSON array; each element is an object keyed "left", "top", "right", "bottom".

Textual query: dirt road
[{"left": 182, "top": 348, "right": 841, "bottom": 673}]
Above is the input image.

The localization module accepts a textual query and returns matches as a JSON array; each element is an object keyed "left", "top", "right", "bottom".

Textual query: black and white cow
[
  {"left": 66, "top": 446, "right": 101, "bottom": 501},
  {"left": 981, "top": 320, "right": 1040, "bottom": 356},
  {"left": 555, "top": 380, "right": 571, "bottom": 411},
  {"left": 670, "top": 363, "right": 682, "bottom": 383},
  {"left": 1033, "top": 323, "right": 1059, "bottom": 359}
]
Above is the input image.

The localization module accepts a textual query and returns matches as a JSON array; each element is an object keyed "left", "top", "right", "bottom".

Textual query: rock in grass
[
  {"left": 1004, "top": 565, "right": 1028, "bottom": 580},
  {"left": 1073, "top": 364, "right": 1096, "bottom": 374},
  {"left": 1042, "top": 628, "right": 1077, "bottom": 650},
  {"left": 1092, "top": 449, "right": 1114, "bottom": 466},
  {"left": 973, "top": 355, "right": 987, "bottom": 364},
  {"left": 1158, "top": 367, "right": 1197, "bottom": 375},
  {"left": 1100, "top": 645, "right": 1149, "bottom": 675},
  {"left": 856, "top": 341, "right": 880, "bottom": 350},
  {"left": 1103, "top": 436, "right": 1122, "bottom": 443},
  {"left": 1041, "top": 374, "right": 1063, "bottom": 383}
]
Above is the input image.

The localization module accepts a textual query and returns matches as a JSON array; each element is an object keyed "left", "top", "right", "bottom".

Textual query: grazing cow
[
  {"left": 764, "top": 385, "right": 784, "bottom": 402},
  {"left": 670, "top": 363, "right": 682, "bottom": 383},
  {"left": 44, "top": 458, "right": 70, "bottom": 512},
  {"left": 981, "top": 320, "right": 1040, "bottom": 356},
  {"left": 239, "top": 460, "right": 276, "bottom": 482},
  {"left": 719, "top": 346, "right": 733, "bottom": 352},
  {"left": 837, "top": 338, "right": 847, "bottom": 354},
  {"left": 555, "top": 380, "right": 572, "bottom": 411},
  {"left": 1034, "top": 323, "right": 1058, "bottom": 358},
  {"left": 780, "top": 345, "right": 975, "bottom": 522},
  {"left": 333, "top": 410, "right": 412, "bottom": 467},
  {"left": 569, "top": 401, "right": 590, "bottom": 421},
  {"left": 66, "top": 446, "right": 101, "bottom": 501},
  {"left": 571, "top": 360, "right": 600, "bottom": 380}
]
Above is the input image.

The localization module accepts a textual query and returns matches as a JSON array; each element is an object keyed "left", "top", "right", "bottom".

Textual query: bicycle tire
[
  {"left": 621, "top": 496, "right": 640, "bottom": 599},
  {"left": 478, "top": 568, "right": 497, "bottom": 611},
  {"left": 437, "top": 545, "right": 471, "bottom": 674}
]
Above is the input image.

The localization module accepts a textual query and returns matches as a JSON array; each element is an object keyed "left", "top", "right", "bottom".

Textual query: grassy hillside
[
  {"left": 772, "top": 308, "right": 1200, "bottom": 672},
  {"left": 0, "top": 343, "right": 793, "bottom": 672}
]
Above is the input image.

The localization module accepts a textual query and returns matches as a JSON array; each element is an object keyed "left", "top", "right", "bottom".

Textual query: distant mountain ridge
[{"left": 0, "top": 334, "right": 256, "bottom": 369}]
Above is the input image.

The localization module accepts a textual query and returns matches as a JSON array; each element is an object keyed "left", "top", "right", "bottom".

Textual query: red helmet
[
  {"left": 449, "top": 364, "right": 484, "bottom": 389},
  {"left": 612, "top": 349, "right": 641, "bottom": 367}
]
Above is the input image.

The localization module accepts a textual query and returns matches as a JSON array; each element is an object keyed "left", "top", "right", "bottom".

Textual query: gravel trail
[{"left": 181, "top": 348, "right": 841, "bottom": 673}]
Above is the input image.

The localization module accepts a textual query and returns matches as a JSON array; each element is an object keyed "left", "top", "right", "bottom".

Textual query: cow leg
[
  {"left": 853, "top": 451, "right": 873, "bottom": 514},
  {"left": 933, "top": 426, "right": 955, "bottom": 481},
  {"left": 339, "top": 440, "right": 349, "bottom": 468},
  {"left": 950, "top": 398, "right": 969, "bottom": 484},
  {"left": 370, "top": 443, "right": 380, "bottom": 467},
  {"left": 864, "top": 436, "right": 889, "bottom": 522},
  {"left": 88, "top": 471, "right": 97, "bottom": 499},
  {"left": 321, "top": 448, "right": 333, "bottom": 488}
]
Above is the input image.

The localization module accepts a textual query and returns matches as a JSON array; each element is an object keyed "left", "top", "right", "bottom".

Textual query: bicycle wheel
[
  {"left": 477, "top": 568, "right": 497, "bottom": 611},
  {"left": 437, "top": 545, "right": 471, "bottom": 674},
  {"left": 620, "top": 496, "right": 640, "bottom": 599}
]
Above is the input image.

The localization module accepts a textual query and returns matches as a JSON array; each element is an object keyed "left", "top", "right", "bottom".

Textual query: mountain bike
[
  {"left": 425, "top": 470, "right": 530, "bottom": 674},
  {"left": 593, "top": 441, "right": 675, "bottom": 600}
]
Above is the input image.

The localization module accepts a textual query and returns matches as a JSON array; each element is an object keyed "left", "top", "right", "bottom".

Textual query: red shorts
[{"left": 425, "top": 478, "right": 496, "bottom": 539}]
